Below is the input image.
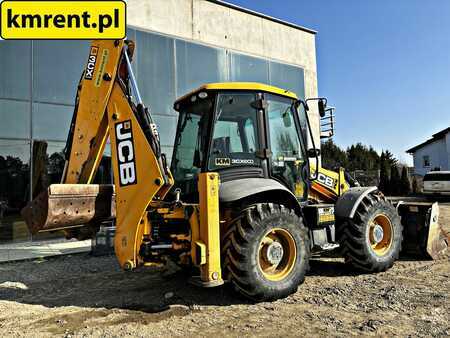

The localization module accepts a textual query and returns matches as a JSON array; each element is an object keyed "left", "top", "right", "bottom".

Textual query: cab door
[
  {"left": 207, "top": 91, "right": 265, "bottom": 182},
  {"left": 265, "top": 93, "right": 308, "bottom": 200}
]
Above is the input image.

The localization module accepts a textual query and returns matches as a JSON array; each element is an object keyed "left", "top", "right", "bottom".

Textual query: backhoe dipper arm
[
  {"left": 61, "top": 40, "right": 122, "bottom": 184},
  {"left": 62, "top": 40, "right": 170, "bottom": 187},
  {"left": 22, "top": 39, "right": 174, "bottom": 269}
]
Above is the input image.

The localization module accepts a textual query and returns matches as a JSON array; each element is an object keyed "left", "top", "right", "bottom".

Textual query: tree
[
  {"left": 367, "top": 146, "right": 380, "bottom": 170},
  {"left": 400, "top": 166, "right": 411, "bottom": 195},
  {"left": 346, "top": 143, "right": 380, "bottom": 171},
  {"left": 379, "top": 164, "right": 390, "bottom": 194},
  {"left": 321, "top": 139, "right": 348, "bottom": 170},
  {"left": 320, "top": 141, "right": 401, "bottom": 193},
  {"left": 389, "top": 164, "right": 401, "bottom": 196},
  {"left": 412, "top": 176, "right": 419, "bottom": 194},
  {"left": 378, "top": 151, "right": 391, "bottom": 194},
  {"left": 347, "top": 143, "right": 365, "bottom": 171},
  {"left": 383, "top": 150, "right": 397, "bottom": 167}
]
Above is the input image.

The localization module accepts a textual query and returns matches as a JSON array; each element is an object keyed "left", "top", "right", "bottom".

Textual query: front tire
[
  {"left": 222, "top": 203, "right": 310, "bottom": 302},
  {"left": 337, "top": 191, "right": 402, "bottom": 272}
]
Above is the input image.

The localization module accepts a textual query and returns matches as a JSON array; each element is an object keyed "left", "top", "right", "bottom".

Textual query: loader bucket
[
  {"left": 396, "top": 200, "right": 449, "bottom": 260},
  {"left": 21, "top": 184, "right": 115, "bottom": 234}
]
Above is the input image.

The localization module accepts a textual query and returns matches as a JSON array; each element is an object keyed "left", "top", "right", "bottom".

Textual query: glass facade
[
  {"left": 0, "top": 140, "right": 30, "bottom": 243},
  {"left": 230, "top": 52, "right": 269, "bottom": 83},
  {"left": 0, "top": 27, "right": 305, "bottom": 243}
]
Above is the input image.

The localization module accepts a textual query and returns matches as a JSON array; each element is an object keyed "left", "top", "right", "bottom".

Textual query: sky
[{"left": 227, "top": 0, "right": 450, "bottom": 165}]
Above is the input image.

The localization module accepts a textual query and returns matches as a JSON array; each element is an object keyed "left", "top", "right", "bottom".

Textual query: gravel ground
[{"left": 0, "top": 252, "right": 448, "bottom": 337}]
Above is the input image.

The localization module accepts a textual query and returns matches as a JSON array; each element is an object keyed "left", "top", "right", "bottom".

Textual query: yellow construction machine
[{"left": 22, "top": 39, "right": 419, "bottom": 301}]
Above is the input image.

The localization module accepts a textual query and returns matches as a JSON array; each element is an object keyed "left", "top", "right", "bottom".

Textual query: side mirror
[
  {"left": 318, "top": 99, "right": 327, "bottom": 118},
  {"left": 307, "top": 148, "right": 321, "bottom": 158},
  {"left": 305, "top": 98, "right": 327, "bottom": 117}
]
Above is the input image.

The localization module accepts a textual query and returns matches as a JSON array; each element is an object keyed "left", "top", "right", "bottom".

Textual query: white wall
[
  {"left": 446, "top": 133, "right": 450, "bottom": 170},
  {"left": 412, "top": 136, "right": 449, "bottom": 176}
]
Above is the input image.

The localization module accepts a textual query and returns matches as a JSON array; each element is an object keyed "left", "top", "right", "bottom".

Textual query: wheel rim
[
  {"left": 369, "top": 214, "right": 393, "bottom": 256},
  {"left": 258, "top": 228, "right": 297, "bottom": 281}
]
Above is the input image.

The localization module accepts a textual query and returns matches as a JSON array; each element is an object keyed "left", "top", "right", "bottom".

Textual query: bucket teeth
[
  {"left": 21, "top": 184, "right": 115, "bottom": 234},
  {"left": 21, "top": 190, "right": 50, "bottom": 234}
]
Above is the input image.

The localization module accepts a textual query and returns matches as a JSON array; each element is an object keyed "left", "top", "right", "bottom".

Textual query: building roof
[
  {"left": 406, "top": 127, "right": 450, "bottom": 154},
  {"left": 174, "top": 82, "right": 298, "bottom": 105},
  {"left": 206, "top": 0, "right": 317, "bottom": 35}
]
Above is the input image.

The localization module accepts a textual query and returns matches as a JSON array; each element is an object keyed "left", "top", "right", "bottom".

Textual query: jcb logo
[
  {"left": 317, "top": 173, "right": 335, "bottom": 189},
  {"left": 84, "top": 46, "right": 98, "bottom": 80},
  {"left": 115, "top": 120, "right": 137, "bottom": 186}
]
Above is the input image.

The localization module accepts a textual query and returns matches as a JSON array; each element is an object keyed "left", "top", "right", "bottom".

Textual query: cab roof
[{"left": 174, "top": 82, "right": 298, "bottom": 106}]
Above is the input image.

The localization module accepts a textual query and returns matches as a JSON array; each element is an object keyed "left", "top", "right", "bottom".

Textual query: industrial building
[{"left": 0, "top": 0, "right": 319, "bottom": 244}]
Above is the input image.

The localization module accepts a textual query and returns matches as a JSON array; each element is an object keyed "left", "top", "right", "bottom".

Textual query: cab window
[
  {"left": 266, "top": 93, "right": 306, "bottom": 196},
  {"left": 209, "top": 93, "right": 260, "bottom": 170}
]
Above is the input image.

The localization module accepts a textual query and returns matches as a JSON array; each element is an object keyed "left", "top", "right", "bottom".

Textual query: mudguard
[
  {"left": 219, "top": 178, "right": 301, "bottom": 213},
  {"left": 335, "top": 186, "right": 378, "bottom": 219}
]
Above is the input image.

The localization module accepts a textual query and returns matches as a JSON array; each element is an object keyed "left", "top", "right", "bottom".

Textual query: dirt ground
[{"left": 0, "top": 252, "right": 448, "bottom": 337}]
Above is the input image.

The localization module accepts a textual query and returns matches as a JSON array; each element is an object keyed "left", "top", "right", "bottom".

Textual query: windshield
[
  {"left": 208, "top": 92, "right": 260, "bottom": 170},
  {"left": 424, "top": 172, "right": 450, "bottom": 181}
]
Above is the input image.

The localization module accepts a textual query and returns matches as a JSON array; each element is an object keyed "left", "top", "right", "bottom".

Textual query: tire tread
[
  {"left": 337, "top": 191, "right": 403, "bottom": 272},
  {"left": 222, "top": 203, "right": 310, "bottom": 301}
]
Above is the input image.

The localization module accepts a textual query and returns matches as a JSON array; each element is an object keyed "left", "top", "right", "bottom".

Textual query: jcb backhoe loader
[{"left": 22, "top": 39, "right": 406, "bottom": 301}]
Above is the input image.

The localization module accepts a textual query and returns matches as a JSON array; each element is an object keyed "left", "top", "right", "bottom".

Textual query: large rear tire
[
  {"left": 222, "top": 203, "right": 310, "bottom": 302},
  {"left": 337, "top": 191, "right": 402, "bottom": 272}
]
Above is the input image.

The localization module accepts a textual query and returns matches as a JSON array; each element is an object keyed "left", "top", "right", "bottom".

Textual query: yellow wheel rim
[
  {"left": 258, "top": 228, "right": 297, "bottom": 282},
  {"left": 369, "top": 214, "right": 393, "bottom": 256}
]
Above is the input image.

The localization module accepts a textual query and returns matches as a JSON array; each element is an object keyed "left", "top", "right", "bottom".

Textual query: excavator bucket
[
  {"left": 394, "top": 199, "right": 449, "bottom": 259},
  {"left": 21, "top": 184, "right": 115, "bottom": 234},
  {"left": 426, "top": 203, "right": 449, "bottom": 258}
]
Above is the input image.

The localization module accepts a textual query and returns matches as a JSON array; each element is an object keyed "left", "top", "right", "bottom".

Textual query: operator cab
[{"left": 171, "top": 82, "right": 313, "bottom": 202}]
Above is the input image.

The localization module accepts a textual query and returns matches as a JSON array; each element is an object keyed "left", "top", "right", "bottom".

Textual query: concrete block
[
  {"left": 193, "top": 1, "right": 267, "bottom": 59},
  {"left": 228, "top": 10, "right": 265, "bottom": 58},
  {"left": 0, "top": 240, "right": 91, "bottom": 263},
  {"left": 261, "top": 19, "right": 316, "bottom": 71},
  {"left": 192, "top": 0, "right": 231, "bottom": 47}
]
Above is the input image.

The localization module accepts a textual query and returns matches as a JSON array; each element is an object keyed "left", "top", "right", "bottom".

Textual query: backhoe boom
[{"left": 22, "top": 39, "right": 173, "bottom": 269}]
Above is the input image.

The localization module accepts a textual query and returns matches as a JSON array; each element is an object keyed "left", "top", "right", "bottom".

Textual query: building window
[
  {"left": 175, "top": 40, "right": 227, "bottom": 97},
  {"left": 423, "top": 155, "right": 431, "bottom": 167},
  {"left": 230, "top": 52, "right": 269, "bottom": 83},
  {"left": 0, "top": 139, "right": 31, "bottom": 243}
]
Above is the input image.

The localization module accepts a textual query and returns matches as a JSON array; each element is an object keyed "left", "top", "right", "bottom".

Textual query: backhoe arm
[
  {"left": 22, "top": 39, "right": 174, "bottom": 269},
  {"left": 62, "top": 40, "right": 122, "bottom": 184}
]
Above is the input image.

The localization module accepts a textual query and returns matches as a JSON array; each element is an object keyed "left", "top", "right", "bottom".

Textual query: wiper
[
  {"left": 175, "top": 113, "right": 192, "bottom": 147},
  {"left": 291, "top": 102, "right": 308, "bottom": 151},
  {"left": 179, "top": 113, "right": 191, "bottom": 134}
]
